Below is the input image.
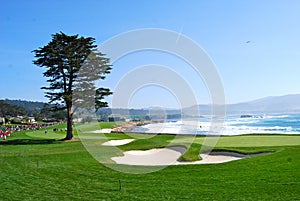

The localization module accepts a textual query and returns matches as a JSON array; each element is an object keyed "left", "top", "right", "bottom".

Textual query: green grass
[
  {"left": 26, "top": 124, "right": 68, "bottom": 139},
  {"left": 1, "top": 127, "right": 300, "bottom": 200},
  {"left": 25, "top": 122, "right": 118, "bottom": 140},
  {"left": 178, "top": 142, "right": 202, "bottom": 161},
  {"left": 120, "top": 134, "right": 176, "bottom": 151},
  {"left": 75, "top": 121, "right": 118, "bottom": 132}
]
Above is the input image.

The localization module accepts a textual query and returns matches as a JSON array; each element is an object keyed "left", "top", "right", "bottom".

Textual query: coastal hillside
[
  {"left": 184, "top": 94, "right": 300, "bottom": 115},
  {"left": 3, "top": 94, "right": 300, "bottom": 117},
  {"left": 99, "top": 94, "right": 300, "bottom": 116},
  {"left": 3, "top": 99, "right": 45, "bottom": 116},
  {"left": 227, "top": 94, "right": 300, "bottom": 114}
]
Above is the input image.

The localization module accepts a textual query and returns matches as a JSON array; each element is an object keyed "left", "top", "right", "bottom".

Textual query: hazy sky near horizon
[{"left": 1, "top": 0, "right": 300, "bottom": 108}]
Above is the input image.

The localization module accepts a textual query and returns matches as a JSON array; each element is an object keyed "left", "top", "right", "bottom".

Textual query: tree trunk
[{"left": 65, "top": 104, "right": 73, "bottom": 140}]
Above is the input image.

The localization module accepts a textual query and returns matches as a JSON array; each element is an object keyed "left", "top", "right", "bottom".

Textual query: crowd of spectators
[{"left": 0, "top": 122, "right": 61, "bottom": 140}]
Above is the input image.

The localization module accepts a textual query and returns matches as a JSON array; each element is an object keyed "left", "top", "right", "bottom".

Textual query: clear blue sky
[{"left": 1, "top": 0, "right": 300, "bottom": 108}]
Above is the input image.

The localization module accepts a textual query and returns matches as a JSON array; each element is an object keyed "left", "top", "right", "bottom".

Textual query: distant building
[{"left": 28, "top": 117, "right": 36, "bottom": 123}]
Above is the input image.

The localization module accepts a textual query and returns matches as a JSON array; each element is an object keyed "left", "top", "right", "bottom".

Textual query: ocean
[{"left": 132, "top": 113, "right": 300, "bottom": 135}]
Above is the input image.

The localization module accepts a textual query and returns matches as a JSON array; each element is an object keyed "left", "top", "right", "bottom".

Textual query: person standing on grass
[{"left": 6, "top": 128, "right": 11, "bottom": 137}]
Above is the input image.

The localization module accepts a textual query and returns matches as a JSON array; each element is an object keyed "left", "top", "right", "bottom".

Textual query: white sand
[
  {"left": 111, "top": 147, "right": 268, "bottom": 166},
  {"left": 177, "top": 152, "right": 251, "bottom": 165},
  {"left": 102, "top": 139, "right": 135, "bottom": 146},
  {"left": 90, "top": 129, "right": 112, "bottom": 133},
  {"left": 112, "top": 147, "right": 184, "bottom": 166}
]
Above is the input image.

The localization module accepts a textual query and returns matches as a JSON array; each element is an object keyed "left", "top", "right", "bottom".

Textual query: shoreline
[
  {"left": 111, "top": 121, "right": 151, "bottom": 133},
  {"left": 110, "top": 126, "right": 300, "bottom": 137},
  {"left": 109, "top": 115, "right": 300, "bottom": 136},
  {"left": 111, "top": 131, "right": 300, "bottom": 136}
]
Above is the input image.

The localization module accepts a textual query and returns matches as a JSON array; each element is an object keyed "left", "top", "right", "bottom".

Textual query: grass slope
[{"left": 0, "top": 126, "right": 300, "bottom": 200}]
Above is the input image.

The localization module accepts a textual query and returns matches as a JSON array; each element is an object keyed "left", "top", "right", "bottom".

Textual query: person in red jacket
[{"left": 6, "top": 128, "right": 10, "bottom": 137}]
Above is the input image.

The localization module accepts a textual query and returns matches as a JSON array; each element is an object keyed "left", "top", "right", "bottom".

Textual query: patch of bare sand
[
  {"left": 90, "top": 129, "right": 112, "bottom": 134},
  {"left": 102, "top": 139, "right": 135, "bottom": 146},
  {"left": 111, "top": 146, "right": 269, "bottom": 166}
]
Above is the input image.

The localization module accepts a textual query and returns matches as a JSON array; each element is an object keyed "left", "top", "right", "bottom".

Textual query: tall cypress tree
[{"left": 33, "top": 32, "right": 112, "bottom": 140}]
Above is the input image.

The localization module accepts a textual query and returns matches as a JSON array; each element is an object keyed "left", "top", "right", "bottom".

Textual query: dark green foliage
[
  {"left": 94, "top": 87, "right": 113, "bottom": 110},
  {"left": 0, "top": 100, "right": 27, "bottom": 117},
  {"left": 4, "top": 99, "right": 45, "bottom": 116},
  {"left": 10, "top": 117, "right": 22, "bottom": 124},
  {"left": 39, "top": 103, "right": 66, "bottom": 121},
  {"left": 33, "top": 32, "right": 112, "bottom": 139},
  {"left": 2, "top": 99, "right": 66, "bottom": 121},
  {"left": 0, "top": 99, "right": 66, "bottom": 121}
]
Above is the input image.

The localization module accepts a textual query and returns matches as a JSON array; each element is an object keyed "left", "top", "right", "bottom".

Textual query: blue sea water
[{"left": 133, "top": 114, "right": 300, "bottom": 135}]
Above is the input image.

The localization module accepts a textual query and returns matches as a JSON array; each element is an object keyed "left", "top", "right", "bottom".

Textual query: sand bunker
[
  {"left": 111, "top": 146, "right": 269, "bottom": 166},
  {"left": 102, "top": 139, "right": 135, "bottom": 146},
  {"left": 112, "top": 146, "right": 186, "bottom": 166},
  {"left": 182, "top": 151, "right": 267, "bottom": 165},
  {"left": 90, "top": 129, "right": 112, "bottom": 134}
]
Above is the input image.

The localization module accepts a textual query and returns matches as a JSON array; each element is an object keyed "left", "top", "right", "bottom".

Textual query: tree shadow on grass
[{"left": 0, "top": 138, "right": 57, "bottom": 145}]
